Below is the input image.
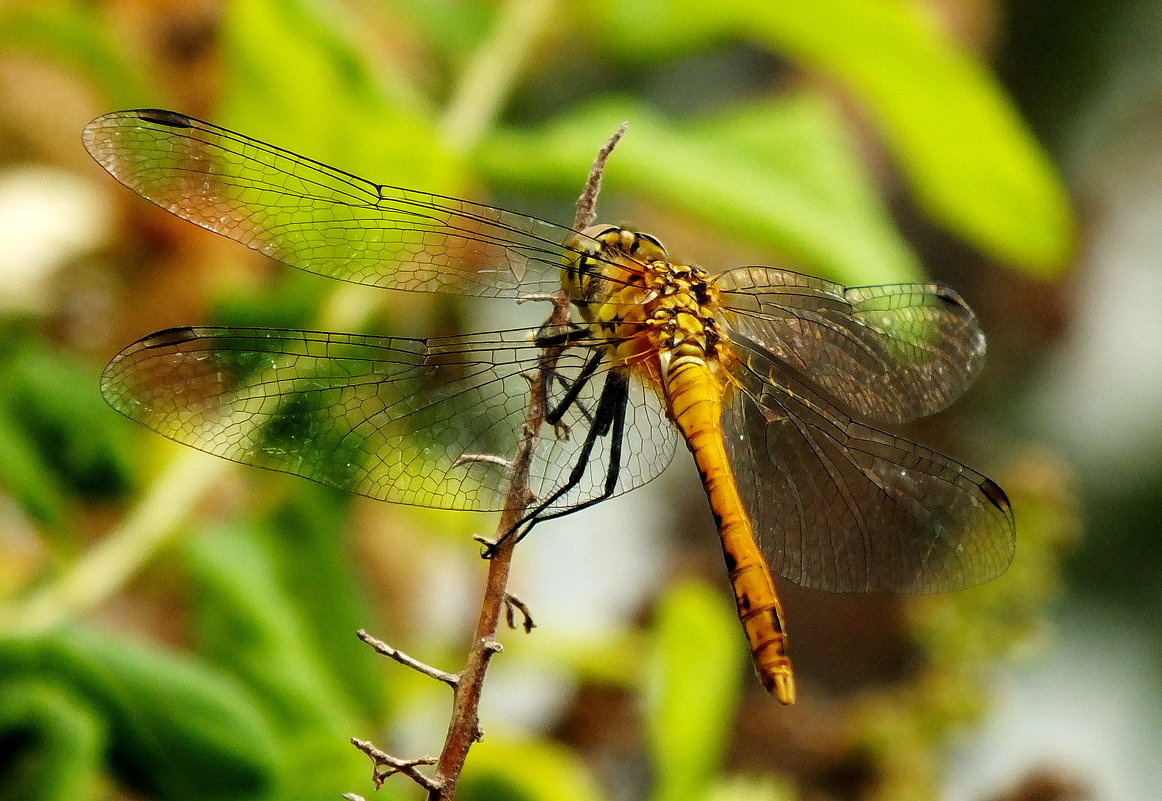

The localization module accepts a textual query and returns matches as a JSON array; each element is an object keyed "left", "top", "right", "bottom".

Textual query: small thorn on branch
[
  {"left": 356, "top": 629, "right": 459, "bottom": 687},
  {"left": 516, "top": 292, "right": 562, "bottom": 305},
  {"left": 474, "top": 524, "right": 531, "bottom": 559},
  {"left": 451, "top": 453, "right": 514, "bottom": 472},
  {"left": 503, "top": 593, "right": 536, "bottom": 633},
  {"left": 518, "top": 292, "right": 574, "bottom": 325},
  {"left": 351, "top": 739, "right": 439, "bottom": 792}
]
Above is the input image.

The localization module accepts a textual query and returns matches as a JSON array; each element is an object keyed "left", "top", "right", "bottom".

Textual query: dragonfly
[{"left": 83, "top": 109, "right": 1016, "bottom": 704}]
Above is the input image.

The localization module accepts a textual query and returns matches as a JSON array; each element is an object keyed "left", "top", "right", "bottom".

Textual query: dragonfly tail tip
[{"left": 766, "top": 670, "right": 796, "bottom": 705}]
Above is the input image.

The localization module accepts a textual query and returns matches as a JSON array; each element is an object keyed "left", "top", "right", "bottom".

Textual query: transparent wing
[
  {"left": 101, "top": 327, "right": 677, "bottom": 512},
  {"left": 717, "top": 266, "right": 986, "bottom": 425},
  {"left": 82, "top": 109, "right": 586, "bottom": 298},
  {"left": 723, "top": 336, "right": 1014, "bottom": 593}
]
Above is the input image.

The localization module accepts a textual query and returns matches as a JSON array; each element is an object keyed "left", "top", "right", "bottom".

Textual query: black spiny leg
[
  {"left": 531, "top": 369, "right": 627, "bottom": 525},
  {"left": 547, "top": 348, "right": 605, "bottom": 425},
  {"left": 484, "top": 370, "right": 630, "bottom": 556},
  {"left": 533, "top": 323, "right": 590, "bottom": 349},
  {"left": 552, "top": 371, "right": 597, "bottom": 427}
]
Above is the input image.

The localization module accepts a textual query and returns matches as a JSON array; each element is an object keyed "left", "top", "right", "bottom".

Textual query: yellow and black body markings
[{"left": 561, "top": 224, "right": 795, "bottom": 701}]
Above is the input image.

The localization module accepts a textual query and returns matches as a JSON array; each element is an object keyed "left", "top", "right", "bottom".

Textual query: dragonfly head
[
  {"left": 573, "top": 224, "right": 668, "bottom": 263},
  {"left": 562, "top": 224, "right": 670, "bottom": 308}
]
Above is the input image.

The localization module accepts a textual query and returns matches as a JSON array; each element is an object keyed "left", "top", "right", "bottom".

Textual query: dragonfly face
[{"left": 84, "top": 109, "right": 1016, "bottom": 703}]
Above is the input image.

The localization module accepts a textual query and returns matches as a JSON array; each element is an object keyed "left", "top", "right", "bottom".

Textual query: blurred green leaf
[
  {"left": 0, "top": 336, "right": 135, "bottom": 532},
  {"left": 183, "top": 519, "right": 364, "bottom": 736},
  {"left": 749, "top": 1, "right": 1075, "bottom": 275},
  {"left": 645, "top": 580, "right": 744, "bottom": 801},
  {"left": 182, "top": 514, "right": 375, "bottom": 799},
  {"left": 0, "top": 1, "right": 158, "bottom": 107},
  {"left": 263, "top": 485, "right": 385, "bottom": 712},
  {"left": 0, "top": 341, "right": 134, "bottom": 499},
  {"left": 463, "top": 738, "right": 608, "bottom": 801},
  {"left": 396, "top": 0, "right": 497, "bottom": 71},
  {"left": 0, "top": 405, "right": 67, "bottom": 532},
  {"left": 586, "top": 0, "right": 1075, "bottom": 275},
  {"left": 0, "top": 678, "right": 106, "bottom": 801},
  {"left": 209, "top": 0, "right": 466, "bottom": 329},
  {"left": 217, "top": 0, "right": 456, "bottom": 191},
  {"left": 478, "top": 93, "right": 921, "bottom": 284},
  {"left": 0, "top": 628, "right": 279, "bottom": 801}
]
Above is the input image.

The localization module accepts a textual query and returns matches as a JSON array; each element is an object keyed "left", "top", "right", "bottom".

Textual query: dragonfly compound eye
[{"left": 626, "top": 231, "right": 667, "bottom": 262}]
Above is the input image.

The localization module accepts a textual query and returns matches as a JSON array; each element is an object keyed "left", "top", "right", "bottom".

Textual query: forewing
[
  {"left": 723, "top": 337, "right": 1014, "bottom": 593},
  {"left": 717, "top": 266, "right": 986, "bottom": 424},
  {"left": 82, "top": 110, "right": 579, "bottom": 298},
  {"left": 101, "top": 327, "right": 676, "bottom": 513}
]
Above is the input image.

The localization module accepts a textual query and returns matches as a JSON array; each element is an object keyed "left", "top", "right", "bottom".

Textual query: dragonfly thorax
[{"left": 562, "top": 224, "right": 730, "bottom": 388}]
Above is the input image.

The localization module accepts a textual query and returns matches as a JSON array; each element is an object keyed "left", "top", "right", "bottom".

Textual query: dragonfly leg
[
  {"left": 533, "top": 322, "right": 589, "bottom": 349},
  {"left": 503, "top": 593, "right": 536, "bottom": 632},
  {"left": 527, "top": 374, "right": 626, "bottom": 526},
  {"left": 484, "top": 371, "right": 628, "bottom": 556},
  {"left": 546, "top": 348, "right": 605, "bottom": 425},
  {"left": 551, "top": 371, "right": 596, "bottom": 429},
  {"left": 514, "top": 371, "right": 628, "bottom": 536}
]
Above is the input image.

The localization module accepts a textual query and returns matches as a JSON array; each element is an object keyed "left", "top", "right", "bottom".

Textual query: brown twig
[
  {"left": 575, "top": 122, "right": 628, "bottom": 230},
  {"left": 426, "top": 291, "right": 572, "bottom": 800},
  {"left": 356, "top": 629, "right": 458, "bottom": 687},
  {"left": 353, "top": 124, "right": 626, "bottom": 800},
  {"left": 350, "top": 740, "right": 440, "bottom": 792}
]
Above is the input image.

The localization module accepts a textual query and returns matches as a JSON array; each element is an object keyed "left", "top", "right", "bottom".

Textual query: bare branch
[
  {"left": 575, "top": 122, "right": 628, "bottom": 230},
  {"left": 352, "top": 127, "right": 625, "bottom": 801},
  {"left": 424, "top": 129, "right": 623, "bottom": 800},
  {"left": 356, "top": 629, "right": 459, "bottom": 687},
  {"left": 350, "top": 739, "right": 440, "bottom": 792},
  {"left": 516, "top": 292, "right": 564, "bottom": 305},
  {"left": 427, "top": 297, "right": 572, "bottom": 799}
]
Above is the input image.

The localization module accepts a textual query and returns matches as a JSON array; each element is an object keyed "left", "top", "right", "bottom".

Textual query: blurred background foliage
[{"left": 0, "top": 0, "right": 1156, "bottom": 799}]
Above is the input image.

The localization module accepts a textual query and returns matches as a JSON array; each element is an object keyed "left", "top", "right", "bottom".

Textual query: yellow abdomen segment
[{"left": 664, "top": 356, "right": 796, "bottom": 704}]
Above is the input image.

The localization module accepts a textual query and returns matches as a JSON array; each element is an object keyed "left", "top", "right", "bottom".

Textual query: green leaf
[
  {"left": 585, "top": 0, "right": 1075, "bottom": 275},
  {"left": 747, "top": 0, "right": 1074, "bottom": 275},
  {"left": 0, "top": 3, "right": 158, "bottom": 108},
  {"left": 0, "top": 406, "right": 67, "bottom": 532},
  {"left": 0, "top": 628, "right": 280, "bottom": 801},
  {"left": 263, "top": 485, "right": 385, "bottom": 712},
  {"left": 182, "top": 520, "right": 364, "bottom": 738},
  {"left": 210, "top": 0, "right": 466, "bottom": 329},
  {"left": 478, "top": 93, "right": 921, "bottom": 284},
  {"left": 463, "top": 739, "right": 608, "bottom": 801},
  {"left": 183, "top": 506, "right": 392, "bottom": 799},
  {"left": 645, "top": 580, "right": 744, "bottom": 801},
  {"left": 0, "top": 341, "right": 134, "bottom": 501},
  {"left": 0, "top": 678, "right": 106, "bottom": 801},
  {"left": 217, "top": 0, "right": 457, "bottom": 192},
  {"left": 0, "top": 336, "right": 136, "bottom": 532}
]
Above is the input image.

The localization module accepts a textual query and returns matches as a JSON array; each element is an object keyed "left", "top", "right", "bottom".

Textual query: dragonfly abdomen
[{"left": 664, "top": 353, "right": 796, "bottom": 704}]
